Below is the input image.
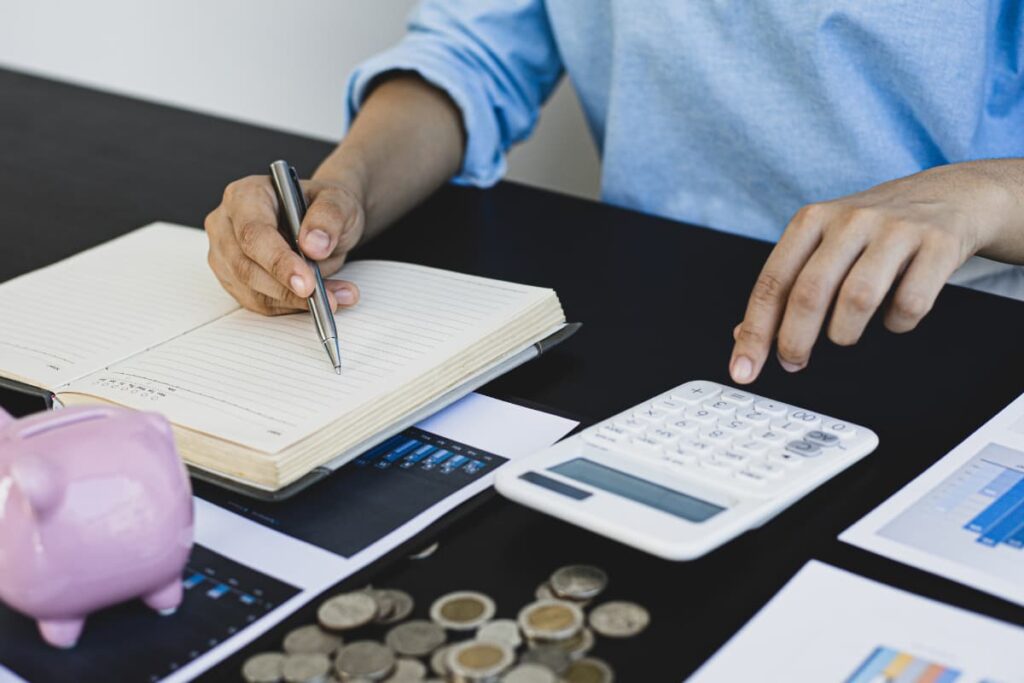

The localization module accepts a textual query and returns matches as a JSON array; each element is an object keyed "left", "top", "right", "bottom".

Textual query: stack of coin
[{"left": 241, "top": 564, "right": 647, "bottom": 683}]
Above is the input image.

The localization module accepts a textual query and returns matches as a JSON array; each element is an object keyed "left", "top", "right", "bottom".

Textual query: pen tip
[{"left": 335, "top": 366, "right": 342, "bottom": 375}]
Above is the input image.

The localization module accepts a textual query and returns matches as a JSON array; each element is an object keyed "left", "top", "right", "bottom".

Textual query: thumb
[{"left": 298, "top": 187, "right": 363, "bottom": 261}]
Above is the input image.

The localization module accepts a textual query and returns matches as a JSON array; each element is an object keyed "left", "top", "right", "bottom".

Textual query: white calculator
[{"left": 495, "top": 380, "right": 878, "bottom": 560}]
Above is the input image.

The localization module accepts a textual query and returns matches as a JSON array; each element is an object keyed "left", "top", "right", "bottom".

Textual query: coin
[
  {"left": 430, "top": 591, "right": 496, "bottom": 631},
  {"left": 385, "top": 620, "right": 447, "bottom": 657},
  {"left": 564, "top": 657, "right": 614, "bottom": 683},
  {"left": 384, "top": 657, "right": 428, "bottom": 682},
  {"left": 588, "top": 601, "right": 649, "bottom": 638},
  {"left": 408, "top": 541, "right": 440, "bottom": 560},
  {"left": 242, "top": 652, "right": 285, "bottom": 683},
  {"left": 447, "top": 639, "right": 515, "bottom": 680},
  {"left": 371, "top": 589, "right": 415, "bottom": 624},
  {"left": 540, "top": 627, "right": 593, "bottom": 659},
  {"left": 534, "top": 583, "right": 556, "bottom": 601},
  {"left": 318, "top": 592, "right": 379, "bottom": 631},
  {"left": 550, "top": 565, "right": 608, "bottom": 601},
  {"left": 282, "top": 653, "right": 332, "bottom": 683},
  {"left": 500, "top": 664, "right": 558, "bottom": 683},
  {"left": 430, "top": 645, "right": 455, "bottom": 677},
  {"left": 519, "top": 645, "right": 571, "bottom": 675},
  {"left": 335, "top": 641, "right": 397, "bottom": 681},
  {"left": 283, "top": 624, "right": 343, "bottom": 656},
  {"left": 517, "top": 600, "right": 584, "bottom": 641},
  {"left": 476, "top": 619, "right": 523, "bottom": 650}
]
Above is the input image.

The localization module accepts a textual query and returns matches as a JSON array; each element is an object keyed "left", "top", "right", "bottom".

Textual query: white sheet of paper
[
  {"left": 689, "top": 561, "right": 1024, "bottom": 683},
  {"left": 0, "top": 393, "right": 577, "bottom": 683},
  {"left": 841, "top": 392, "right": 1024, "bottom": 606}
]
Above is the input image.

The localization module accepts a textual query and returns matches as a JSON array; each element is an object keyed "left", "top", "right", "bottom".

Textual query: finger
[
  {"left": 324, "top": 278, "right": 361, "bottom": 307},
  {"left": 729, "top": 205, "right": 825, "bottom": 383},
  {"left": 231, "top": 212, "right": 315, "bottom": 298},
  {"left": 299, "top": 187, "right": 363, "bottom": 261},
  {"left": 884, "top": 233, "right": 961, "bottom": 333},
  {"left": 827, "top": 230, "right": 919, "bottom": 345},
  {"left": 775, "top": 226, "right": 870, "bottom": 371}
]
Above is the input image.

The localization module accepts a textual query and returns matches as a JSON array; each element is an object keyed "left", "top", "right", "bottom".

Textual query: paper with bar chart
[
  {"left": 842, "top": 391, "right": 1024, "bottom": 606},
  {"left": 688, "top": 561, "right": 1024, "bottom": 683}
]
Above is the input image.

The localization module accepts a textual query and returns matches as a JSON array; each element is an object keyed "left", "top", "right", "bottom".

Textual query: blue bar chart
[{"left": 845, "top": 646, "right": 960, "bottom": 683}]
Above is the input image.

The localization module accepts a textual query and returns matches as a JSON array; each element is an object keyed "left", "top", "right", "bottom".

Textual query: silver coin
[
  {"left": 501, "top": 663, "right": 558, "bottom": 683},
  {"left": 319, "top": 592, "right": 379, "bottom": 631},
  {"left": 476, "top": 619, "right": 523, "bottom": 650},
  {"left": 519, "top": 645, "right": 571, "bottom": 675},
  {"left": 408, "top": 541, "right": 440, "bottom": 560},
  {"left": 335, "top": 640, "right": 397, "bottom": 680},
  {"left": 588, "top": 601, "right": 650, "bottom": 638},
  {"left": 541, "top": 627, "right": 594, "bottom": 660},
  {"left": 383, "top": 657, "right": 428, "bottom": 682},
  {"left": 550, "top": 565, "right": 608, "bottom": 601},
  {"left": 430, "top": 591, "right": 496, "bottom": 631},
  {"left": 429, "top": 644, "right": 454, "bottom": 677},
  {"left": 242, "top": 652, "right": 285, "bottom": 683},
  {"left": 517, "top": 599, "right": 584, "bottom": 642},
  {"left": 385, "top": 620, "right": 447, "bottom": 657},
  {"left": 282, "top": 653, "right": 332, "bottom": 683},
  {"left": 447, "top": 639, "right": 515, "bottom": 679},
  {"left": 534, "top": 582, "right": 556, "bottom": 601},
  {"left": 372, "top": 589, "right": 415, "bottom": 625},
  {"left": 563, "top": 657, "right": 615, "bottom": 683},
  {"left": 283, "top": 624, "right": 343, "bottom": 656}
]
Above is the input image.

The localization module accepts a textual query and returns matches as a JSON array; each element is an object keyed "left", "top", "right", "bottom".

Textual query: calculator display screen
[{"left": 550, "top": 458, "right": 725, "bottom": 523}]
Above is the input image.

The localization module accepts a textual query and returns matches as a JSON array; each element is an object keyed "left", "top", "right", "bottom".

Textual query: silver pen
[{"left": 269, "top": 160, "right": 342, "bottom": 374}]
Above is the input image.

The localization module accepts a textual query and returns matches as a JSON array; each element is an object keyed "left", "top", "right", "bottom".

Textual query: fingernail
[
  {"left": 305, "top": 229, "right": 330, "bottom": 256},
  {"left": 778, "top": 358, "right": 803, "bottom": 373},
  {"left": 289, "top": 275, "right": 305, "bottom": 296},
  {"left": 334, "top": 287, "right": 356, "bottom": 305},
  {"left": 731, "top": 355, "right": 754, "bottom": 383}
]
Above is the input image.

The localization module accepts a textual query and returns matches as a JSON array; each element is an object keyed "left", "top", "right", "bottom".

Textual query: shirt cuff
[{"left": 344, "top": 40, "right": 507, "bottom": 188}]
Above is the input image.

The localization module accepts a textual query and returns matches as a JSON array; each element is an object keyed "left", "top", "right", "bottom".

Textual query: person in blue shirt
[{"left": 205, "top": 1, "right": 1024, "bottom": 385}]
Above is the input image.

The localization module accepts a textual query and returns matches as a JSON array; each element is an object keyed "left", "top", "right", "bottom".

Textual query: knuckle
[
  {"left": 735, "top": 322, "right": 768, "bottom": 346},
  {"left": 236, "top": 221, "right": 263, "bottom": 252},
  {"left": 839, "top": 277, "right": 880, "bottom": 314},
  {"left": 776, "top": 338, "right": 807, "bottom": 365},
  {"left": 233, "top": 255, "right": 253, "bottom": 282},
  {"left": 268, "top": 248, "right": 294, "bottom": 279},
  {"left": 751, "top": 271, "right": 787, "bottom": 306},
  {"left": 893, "top": 290, "right": 931, "bottom": 321},
  {"left": 789, "top": 275, "right": 827, "bottom": 313}
]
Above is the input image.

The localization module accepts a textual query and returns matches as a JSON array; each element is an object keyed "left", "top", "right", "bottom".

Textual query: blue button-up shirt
[{"left": 346, "top": 0, "right": 1024, "bottom": 249}]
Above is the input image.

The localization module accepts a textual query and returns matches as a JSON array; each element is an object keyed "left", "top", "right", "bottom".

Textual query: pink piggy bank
[{"left": 0, "top": 405, "right": 193, "bottom": 648}]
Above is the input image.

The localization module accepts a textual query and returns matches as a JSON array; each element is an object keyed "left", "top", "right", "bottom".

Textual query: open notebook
[{"left": 0, "top": 223, "right": 571, "bottom": 497}]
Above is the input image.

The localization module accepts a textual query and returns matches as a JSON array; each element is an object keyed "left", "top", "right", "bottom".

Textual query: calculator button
[
  {"left": 679, "top": 439, "right": 716, "bottom": 457},
  {"left": 823, "top": 421, "right": 857, "bottom": 439},
  {"left": 768, "top": 450, "right": 804, "bottom": 468},
  {"left": 772, "top": 420, "right": 808, "bottom": 437},
  {"left": 700, "top": 459, "right": 735, "bottom": 476},
  {"left": 788, "top": 410, "right": 821, "bottom": 429},
  {"left": 633, "top": 408, "right": 666, "bottom": 425},
  {"left": 732, "top": 440, "right": 770, "bottom": 458},
  {"left": 804, "top": 430, "right": 840, "bottom": 447},
  {"left": 648, "top": 427, "right": 681, "bottom": 445},
  {"left": 747, "top": 461, "right": 785, "bottom": 479},
  {"left": 653, "top": 398, "right": 687, "bottom": 415},
  {"left": 718, "top": 419, "right": 753, "bottom": 438},
  {"left": 785, "top": 440, "right": 822, "bottom": 458},
  {"left": 598, "top": 424, "right": 629, "bottom": 440},
  {"left": 754, "top": 399, "right": 788, "bottom": 417},
  {"left": 617, "top": 418, "right": 647, "bottom": 435},
  {"left": 584, "top": 432, "right": 621, "bottom": 448},
  {"left": 752, "top": 429, "right": 787, "bottom": 447},
  {"left": 719, "top": 389, "right": 755, "bottom": 407},
  {"left": 739, "top": 410, "right": 771, "bottom": 426},
  {"left": 715, "top": 451, "right": 749, "bottom": 468},
  {"left": 702, "top": 429, "right": 734, "bottom": 448},
  {"left": 670, "top": 381, "right": 722, "bottom": 404},
  {"left": 734, "top": 469, "right": 769, "bottom": 487},
  {"left": 686, "top": 408, "right": 718, "bottom": 426},
  {"left": 666, "top": 419, "right": 700, "bottom": 437},
  {"left": 664, "top": 450, "right": 697, "bottom": 466},
  {"left": 631, "top": 435, "right": 662, "bottom": 452},
  {"left": 703, "top": 400, "right": 736, "bottom": 418}
]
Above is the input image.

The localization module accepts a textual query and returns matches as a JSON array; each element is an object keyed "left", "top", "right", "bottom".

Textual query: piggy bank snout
[{"left": 10, "top": 454, "right": 63, "bottom": 517}]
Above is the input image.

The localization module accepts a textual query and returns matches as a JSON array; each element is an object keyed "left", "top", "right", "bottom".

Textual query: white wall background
[{"left": 0, "top": 0, "right": 601, "bottom": 199}]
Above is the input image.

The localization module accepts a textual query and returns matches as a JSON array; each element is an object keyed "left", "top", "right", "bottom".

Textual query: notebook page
[
  {"left": 60, "top": 261, "right": 552, "bottom": 453},
  {"left": 0, "top": 223, "right": 238, "bottom": 390}
]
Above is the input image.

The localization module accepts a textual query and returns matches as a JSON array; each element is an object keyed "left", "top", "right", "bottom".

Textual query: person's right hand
[{"left": 204, "top": 175, "right": 364, "bottom": 315}]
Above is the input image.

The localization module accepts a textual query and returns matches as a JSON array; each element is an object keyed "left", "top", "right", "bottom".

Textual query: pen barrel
[
  {"left": 308, "top": 268, "right": 338, "bottom": 341},
  {"left": 269, "top": 160, "right": 306, "bottom": 246}
]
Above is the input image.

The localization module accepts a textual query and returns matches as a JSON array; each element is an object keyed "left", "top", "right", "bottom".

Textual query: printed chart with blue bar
[
  {"left": 196, "top": 426, "right": 507, "bottom": 558},
  {"left": 845, "top": 646, "right": 960, "bottom": 683},
  {"left": 879, "top": 443, "right": 1024, "bottom": 589}
]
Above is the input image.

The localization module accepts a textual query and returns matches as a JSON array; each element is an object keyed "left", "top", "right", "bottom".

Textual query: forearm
[
  {"left": 313, "top": 74, "right": 466, "bottom": 240},
  {"left": 957, "top": 158, "right": 1024, "bottom": 264}
]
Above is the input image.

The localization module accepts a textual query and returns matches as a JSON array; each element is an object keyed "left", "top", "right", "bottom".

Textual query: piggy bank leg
[
  {"left": 38, "top": 618, "right": 85, "bottom": 649},
  {"left": 143, "top": 580, "right": 184, "bottom": 616}
]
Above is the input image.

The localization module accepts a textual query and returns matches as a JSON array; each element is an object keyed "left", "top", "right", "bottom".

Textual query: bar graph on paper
[
  {"left": 878, "top": 443, "right": 1024, "bottom": 588},
  {"left": 845, "top": 646, "right": 960, "bottom": 683}
]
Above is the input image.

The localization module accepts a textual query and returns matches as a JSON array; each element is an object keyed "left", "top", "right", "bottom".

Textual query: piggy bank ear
[{"left": 10, "top": 455, "right": 63, "bottom": 518}]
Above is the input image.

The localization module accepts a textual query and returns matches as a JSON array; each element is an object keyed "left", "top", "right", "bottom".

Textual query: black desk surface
[{"left": 2, "top": 68, "right": 1023, "bottom": 681}]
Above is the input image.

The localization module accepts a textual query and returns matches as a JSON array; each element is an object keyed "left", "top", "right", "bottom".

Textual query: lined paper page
[
  {"left": 62, "top": 261, "right": 552, "bottom": 453},
  {"left": 0, "top": 223, "right": 238, "bottom": 389}
]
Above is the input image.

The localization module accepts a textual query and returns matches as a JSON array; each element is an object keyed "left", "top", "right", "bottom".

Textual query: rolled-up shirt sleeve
[{"left": 344, "top": 0, "right": 563, "bottom": 187}]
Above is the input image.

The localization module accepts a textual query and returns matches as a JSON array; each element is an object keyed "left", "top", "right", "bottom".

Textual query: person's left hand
[{"left": 728, "top": 161, "right": 1020, "bottom": 384}]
